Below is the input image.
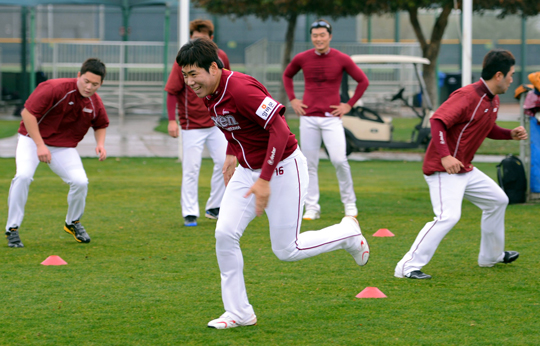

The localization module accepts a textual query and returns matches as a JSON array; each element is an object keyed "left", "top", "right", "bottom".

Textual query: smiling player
[
  {"left": 5, "top": 58, "right": 109, "bottom": 248},
  {"left": 177, "top": 38, "right": 370, "bottom": 329}
]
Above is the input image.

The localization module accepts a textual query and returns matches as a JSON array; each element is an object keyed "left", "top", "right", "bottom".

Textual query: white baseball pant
[
  {"left": 299, "top": 116, "right": 356, "bottom": 212},
  {"left": 215, "top": 149, "right": 361, "bottom": 322},
  {"left": 395, "top": 167, "right": 509, "bottom": 277},
  {"left": 6, "top": 135, "right": 88, "bottom": 232},
  {"left": 180, "top": 127, "right": 227, "bottom": 217}
]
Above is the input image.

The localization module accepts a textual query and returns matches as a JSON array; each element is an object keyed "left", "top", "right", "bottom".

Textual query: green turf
[
  {"left": 0, "top": 158, "right": 538, "bottom": 345},
  {"left": 0, "top": 120, "right": 21, "bottom": 139}
]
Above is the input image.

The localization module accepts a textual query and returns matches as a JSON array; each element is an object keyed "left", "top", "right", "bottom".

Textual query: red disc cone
[
  {"left": 356, "top": 287, "right": 387, "bottom": 298},
  {"left": 41, "top": 255, "right": 68, "bottom": 265},
  {"left": 373, "top": 228, "right": 395, "bottom": 237}
]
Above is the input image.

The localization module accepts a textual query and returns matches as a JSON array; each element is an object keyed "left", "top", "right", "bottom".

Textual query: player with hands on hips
[
  {"left": 5, "top": 58, "right": 109, "bottom": 248},
  {"left": 283, "top": 19, "right": 369, "bottom": 221},
  {"left": 395, "top": 49, "right": 527, "bottom": 280},
  {"left": 177, "top": 38, "right": 370, "bottom": 329},
  {"left": 165, "top": 19, "right": 230, "bottom": 227}
]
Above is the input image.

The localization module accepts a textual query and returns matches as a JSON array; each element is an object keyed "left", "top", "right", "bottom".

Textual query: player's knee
[
  {"left": 70, "top": 177, "right": 88, "bottom": 190},
  {"left": 438, "top": 213, "right": 461, "bottom": 227},
  {"left": 215, "top": 226, "right": 240, "bottom": 248},
  {"left": 13, "top": 173, "right": 34, "bottom": 185},
  {"left": 272, "top": 247, "right": 296, "bottom": 262},
  {"left": 329, "top": 155, "right": 347, "bottom": 168}
]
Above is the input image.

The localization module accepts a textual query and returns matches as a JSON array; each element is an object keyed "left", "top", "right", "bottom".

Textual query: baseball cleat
[
  {"left": 64, "top": 221, "right": 91, "bottom": 243},
  {"left": 303, "top": 209, "right": 320, "bottom": 221},
  {"left": 342, "top": 216, "right": 370, "bottom": 266},
  {"left": 405, "top": 270, "right": 432, "bottom": 279},
  {"left": 502, "top": 251, "right": 519, "bottom": 264},
  {"left": 184, "top": 215, "right": 197, "bottom": 227},
  {"left": 205, "top": 208, "right": 220, "bottom": 220},
  {"left": 6, "top": 227, "right": 24, "bottom": 248},
  {"left": 344, "top": 203, "right": 358, "bottom": 217},
  {"left": 207, "top": 313, "right": 257, "bottom": 329}
]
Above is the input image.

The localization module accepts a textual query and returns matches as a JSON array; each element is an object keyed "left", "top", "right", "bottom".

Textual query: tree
[{"left": 193, "top": 0, "right": 381, "bottom": 103}]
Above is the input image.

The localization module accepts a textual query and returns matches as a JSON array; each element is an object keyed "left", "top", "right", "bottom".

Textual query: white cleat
[
  {"left": 342, "top": 216, "right": 370, "bottom": 266},
  {"left": 303, "top": 209, "right": 320, "bottom": 220},
  {"left": 207, "top": 313, "right": 257, "bottom": 329},
  {"left": 344, "top": 203, "right": 358, "bottom": 217}
]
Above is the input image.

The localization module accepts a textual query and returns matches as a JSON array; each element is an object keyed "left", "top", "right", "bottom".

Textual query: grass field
[
  {"left": 0, "top": 120, "right": 21, "bottom": 139},
  {"left": 0, "top": 158, "right": 538, "bottom": 345},
  {"left": 155, "top": 117, "right": 521, "bottom": 156}
]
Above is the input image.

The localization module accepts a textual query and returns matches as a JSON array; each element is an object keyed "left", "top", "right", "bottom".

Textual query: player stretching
[
  {"left": 177, "top": 38, "right": 370, "bottom": 329},
  {"left": 5, "top": 58, "right": 108, "bottom": 247},
  {"left": 165, "top": 19, "right": 230, "bottom": 227},
  {"left": 395, "top": 49, "right": 527, "bottom": 279},
  {"left": 283, "top": 19, "right": 369, "bottom": 220}
]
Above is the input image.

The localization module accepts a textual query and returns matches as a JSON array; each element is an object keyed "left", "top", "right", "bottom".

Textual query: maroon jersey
[
  {"left": 165, "top": 48, "right": 230, "bottom": 130},
  {"left": 20, "top": 78, "right": 109, "bottom": 148},
  {"left": 204, "top": 69, "right": 298, "bottom": 181},
  {"left": 283, "top": 48, "right": 369, "bottom": 117},
  {"left": 423, "top": 79, "right": 500, "bottom": 175}
]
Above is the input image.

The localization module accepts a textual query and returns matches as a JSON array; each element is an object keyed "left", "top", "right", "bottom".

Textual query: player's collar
[
  {"left": 479, "top": 78, "right": 495, "bottom": 99},
  {"left": 314, "top": 48, "right": 331, "bottom": 56}
]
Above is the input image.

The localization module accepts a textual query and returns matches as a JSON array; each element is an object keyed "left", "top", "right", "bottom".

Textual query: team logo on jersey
[
  {"left": 83, "top": 107, "right": 93, "bottom": 113},
  {"left": 267, "top": 147, "right": 276, "bottom": 165},
  {"left": 256, "top": 97, "right": 278, "bottom": 121},
  {"left": 493, "top": 107, "right": 498, "bottom": 112},
  {"left": 69, "top": 102, "right": 74, "bottom": 105},
  {"left": 212, "top": 114, "right": 241, "bottom": 131}
]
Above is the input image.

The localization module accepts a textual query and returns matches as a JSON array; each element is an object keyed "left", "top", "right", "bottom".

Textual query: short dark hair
[
  {"left": 190, "top": 19, "right": 214, "bottom": 37},
  {"left": 310, "top": 19, "right": 332, "bottom": 34},
  {"left": 481, "top": 49, "right": 515, "bottom": 80},
  {"left": 176, "top": 38, "right": 223, "bottom": 72},
  {"left": 80, "top": 58, "right": 106, "bottom": 82}
]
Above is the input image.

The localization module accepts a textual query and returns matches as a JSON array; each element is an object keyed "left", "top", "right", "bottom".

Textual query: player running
[
  {"left": 165, "top": 19, "right": 230, "bottom": 227},
  {"left": 283, "top": 19, "right": 369, "bottom": 221},
  {"left": 176, "top": 38, "right": 370, "bottom": 329},
  {"left": 5, "top": 58, "right": 109, "bottom": 247},
  {"left": 395, "top": 49, "right": 527, "bottom": 279}
]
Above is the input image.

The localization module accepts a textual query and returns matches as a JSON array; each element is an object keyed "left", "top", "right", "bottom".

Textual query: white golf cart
[{"left": 340, "top": 54, "right": 434, "bottom": 154}]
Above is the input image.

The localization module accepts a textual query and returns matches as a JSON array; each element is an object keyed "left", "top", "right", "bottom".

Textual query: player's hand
[
  {"left": 244, "top": 178, "right": 270, "bottom": 217},
  {"left": 329, "top": 103, "right": 352, "bottom": 118},
  {"left": 95, "top": 145, "right": 107, "bottom": 161},
  {"left": 510, "top": 126, "right": 527, "bottom": 140},
  {"left": 168, "top": 120, "right": 179, "bottom": 138},
  {"left": 36, "top": 144, "right": 51, "bottom": 164},
  {"left": 441, "top": 155, "right": 465, "bottom": 174},
  {"left": 290, "top": 99, "right": 308, "bottom": 116},
  {"left": 222, "top": 155, "right": 237, "bottom": 186}
]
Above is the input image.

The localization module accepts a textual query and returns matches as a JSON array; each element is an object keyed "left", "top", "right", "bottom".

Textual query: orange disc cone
[
  {"left": 41, "top": 255, "right": 68, "bottom": 266},
  {"left": 373, "top": 228, "right": 395, "bottom": 237},
  {"left": 356, "top": 287, "right": 387, "bottom": 298}
]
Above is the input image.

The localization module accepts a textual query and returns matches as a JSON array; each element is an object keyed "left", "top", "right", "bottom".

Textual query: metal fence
[
  {"left": 36, "top": 40, "right": 179, "bottom": 117},
  {"left": 245, "top": 39, "right": 423, "bottom": 112}
]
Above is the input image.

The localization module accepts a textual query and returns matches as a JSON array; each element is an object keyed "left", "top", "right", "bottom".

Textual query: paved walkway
[{"left": 0, "top": 103, "right": 522, "bottom": 163}]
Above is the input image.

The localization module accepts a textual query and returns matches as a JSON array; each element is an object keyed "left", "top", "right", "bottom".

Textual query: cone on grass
[
  {"left": 356, "top": 287, "right": 387, "bottom": 298},
  {"left": 373, "top": 228, "right": 395, "bottom": 237},
  {"left": 41, "top": 256, "right": 67, "bottom": 265}
]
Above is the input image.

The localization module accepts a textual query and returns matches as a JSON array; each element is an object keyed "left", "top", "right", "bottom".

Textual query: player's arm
[
  {"left": 487, "top": 124, "right": 527, "bottom": 141},
  {"left": 282, "top": 58, "right": 307, "bottom": 116},
  {"left": 166, "top": 93, "right": 179, "bottom": 138},
  {"left": 431, "top": 118, "right": 464, "bottom": 174},
  {"left": 20, "top": 108, "right": 51, "bottom": 163},
  {"left": 330, "top": 57, "right": 369, "bottom": 118},
  {"left": 93, "top": 128, "right": 107, "bottom": 161}
]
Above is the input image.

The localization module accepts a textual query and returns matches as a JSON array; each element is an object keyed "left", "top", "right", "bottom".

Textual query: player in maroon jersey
[
  {"left": 165, "top": 19, "right": 230, "bottom": 227},
  {"left": 395, "top": 50, "right": 527, "bottom": 280},
  {"left": 177, "top": 38, "right": 370, "bottom": 329},
  {"left": 5, "top": 58, "right": 109, "bottom": 248},
  {"left": 283, "top": 19, "right": 369, "bottom": 221}
]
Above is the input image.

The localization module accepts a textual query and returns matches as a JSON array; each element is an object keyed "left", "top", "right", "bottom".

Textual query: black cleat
[
  {"left": 205, "top": 208, "right": 220, "bottom": 220},
  {"left": 6, "top": 227, "right": 24, "bottom": 248},
  {"left": 64, "top": 221, "right": 91, "bottom": 243},
  {"left": 502, "top": 251, "right": 519, "bottom": 264},
  {"left": 184, "top": 215, "right": 197, "bottom": 227},
  {"left": 405, "top": 270, "right": 432, "bottom": 280}
]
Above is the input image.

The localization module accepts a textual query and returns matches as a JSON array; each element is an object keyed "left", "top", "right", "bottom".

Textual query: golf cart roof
[{"left": 351, "top": 55, "right": 430, "bottom": 65}]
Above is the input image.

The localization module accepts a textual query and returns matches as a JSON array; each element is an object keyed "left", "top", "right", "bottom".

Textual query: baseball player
[
  {"left": 283, "top": 19, "right": 369, "bottom": 221},
  {"left": 176, "top": 38, "right": 370, "bottom": 329},
  {"left": 395, "top": 49, "right": 527, "bottom": 280},
  {"left": 166, "top": 19, "right": 230, "bottom": 227},
  {"left": 5, "top": 58, "right": 109, "bottom": 248}
]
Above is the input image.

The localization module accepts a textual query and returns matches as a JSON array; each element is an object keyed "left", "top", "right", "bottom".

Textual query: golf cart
[{"left": 341, "top": 55, "right": 434, "bottom": 155}]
